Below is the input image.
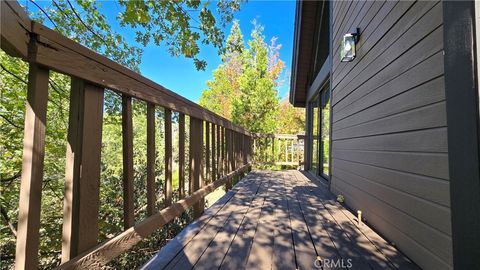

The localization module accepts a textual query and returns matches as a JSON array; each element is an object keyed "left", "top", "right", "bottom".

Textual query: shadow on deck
[{"left": 142, "top": 170, "right": 419, "bottom": 270}]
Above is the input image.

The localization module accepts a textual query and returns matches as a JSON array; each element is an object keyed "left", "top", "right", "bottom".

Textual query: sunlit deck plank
[{"left": 142, "top": 170, "right": 418, "bottom": 270}]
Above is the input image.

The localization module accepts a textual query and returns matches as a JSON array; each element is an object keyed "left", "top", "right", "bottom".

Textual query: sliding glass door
[
  {"left": 308, "top": 85, "right": 331, "bottom": 180},
  {"left": 309, "top": 97, "right": 319, "bottom": 174},
  {"left": 319, "top": 88, "right": 330, "bottom": 177}
]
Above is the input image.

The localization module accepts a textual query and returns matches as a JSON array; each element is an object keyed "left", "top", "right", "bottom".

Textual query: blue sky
[
  {"left": 118, "top": 1, "right": 296, "bottom": 102},
  {"left": 27, "top": 0, "right": 296, "bottom": 103}
]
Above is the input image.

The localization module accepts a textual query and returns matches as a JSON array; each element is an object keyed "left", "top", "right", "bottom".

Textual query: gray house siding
[{"left": 330, "top": 1, "right": 452, "bottom": 269}]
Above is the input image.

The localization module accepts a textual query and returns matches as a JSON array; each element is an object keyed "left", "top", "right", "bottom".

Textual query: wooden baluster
[
  {"left": 178, "top": 113, "right": 185, "bottom": 198},
  {"left": 216, "top": 125, "right": 220, "bottom": 179},
  {"left": 284, "top": 139, "right": 288, "bottom": 164},
  {"left": 225, "top": 129, "right": 232, "bottom": 190},
  {"left": 291, "top": 140, "right": 294, "bottom": 164},
  {"left": 15, "top": 64, "right": 49, "bottom": 270},
  {"left": 244, "top": 134, "right": 248, "bottom": 165},
  {"left": 231, "top": 131, "right": 236, "bottom": 171},
  {"left": 190, "top": 117, "right": 204, "bottom": 218},
  {"left": 272, "top": 136, "right": 275, "bottom": 164},
  {"left": 189, "top": 117, "right": 193, "bottom": 195},
  {"left": 164, "top": 109, "right": 172, "bottom": 207},
  {"left": 264, "top": 137, "right": 268, "bottom": 163},
  {"left": 61, "top": 78, "right": 104, "bottom": 263},
  {"left": 205, "top": 122, "right": 210, "bottom": 184},
  {"left": 122, "top": 95, "right": 134, "bottom": 229},
  {"left": 221, "top": 127, "right": 226, "bottom": 176},
  {"left": 146, "top": 103, "right": 156, "bottom": 216},
  {"left": 211, "top": 124, "right": 216, "bottom": 182},
  {"left": 253, "top": 137, "right": 256, "bottom": 162}
]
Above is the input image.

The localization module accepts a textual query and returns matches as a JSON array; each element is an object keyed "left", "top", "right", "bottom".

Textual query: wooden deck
[{"left": 142, "top": 170, "right": 419, "bottom": 270}]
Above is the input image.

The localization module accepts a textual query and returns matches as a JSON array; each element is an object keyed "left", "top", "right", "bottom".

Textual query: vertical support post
[
  {"left": 212, "top": 124, "right": 216, "bottom": 182},
  {"left": 190, "top": 117, "right": 204, "bottom": 218},
  {"left": 164, "top": 109, "right": 172, "bottom": 207},
  {"left": 178, "top": 113, "right": 185, "bottom": 198},
  {"left": 15, "top": 64, "right": 49, "bottom": 270},
  {"left": 122, "top": 95, "right": 134, "bottom": 229},
  {"left": 205, "top": 122, "right": 210, "bottom": 184},
  {"left": 146, "top": 103, "right": 156, "bottom": 216},
  {"left": 61, "top": 78, "right": 104, "bottom": 262}
]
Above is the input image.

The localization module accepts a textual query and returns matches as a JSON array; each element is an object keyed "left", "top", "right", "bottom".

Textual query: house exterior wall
[{"left": 329, "top": 1, "right": 452, "bottom": 269}]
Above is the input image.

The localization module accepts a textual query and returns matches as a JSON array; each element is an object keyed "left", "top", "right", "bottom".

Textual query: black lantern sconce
[{"left": 340, "top": 28, "right": 360, "bottom": 62}]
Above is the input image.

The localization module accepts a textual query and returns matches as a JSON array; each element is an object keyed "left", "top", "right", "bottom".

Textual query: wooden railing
[
  {"left": 1, "top": 2, "right": 252, "bottom": 269},
  {"left": 252, "top": 133, "right": 305, "bottom": 167}
]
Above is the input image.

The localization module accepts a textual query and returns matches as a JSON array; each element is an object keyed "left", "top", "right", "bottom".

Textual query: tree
[
  {"left": 200, "top": 21, "right": 287, "bottom": 134},
  {"left": 276, "top": 99, "right": 306, "bottom": 134},
  {"left": 199, "top": 20, "right": 244, "bottom": 118}
]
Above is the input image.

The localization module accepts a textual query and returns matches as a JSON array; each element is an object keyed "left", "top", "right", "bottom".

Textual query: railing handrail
[
  {"left": 252, "top": 133, "right": 306, "bottom": 139},
  {"left": 1, "top": 0, "right": 249, "bottom": 135}
]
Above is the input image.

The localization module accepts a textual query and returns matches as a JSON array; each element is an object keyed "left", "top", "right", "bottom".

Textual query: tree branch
[
  {"left": 0, "top": 114, "right": 23, "bottom": 130},
  {"left": 0, "top": 204, "right": 17, "bottom": 237},
  {"left": 0, "top": 172, "right": 21, "bottom": 184}
]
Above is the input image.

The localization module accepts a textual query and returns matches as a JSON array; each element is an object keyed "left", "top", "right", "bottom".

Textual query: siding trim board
[{"left": 443, "top": 1, "right": 480, "bottom": 269}]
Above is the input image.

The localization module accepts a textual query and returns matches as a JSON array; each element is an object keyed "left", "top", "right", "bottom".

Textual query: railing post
[
  {"left": 15, "top": 64, "right": 49, "bottom": 270},
  {"left": 178, "top": 113, "right": 185, "bottom": 198},
  {"left": 61, "top": 78, "right": 104, "bottom": 262},
  {"left": 122, "top": 95, "right": 135, "bottom": 229},
  {"left": 164, "top": 109, "right": 172, "bottom": 207},
  {"left": 146, "top": 103, "right": 156, "bottom": 216},
  {"left": 190, "top": 117, "right": 204, "bottom": 218}
]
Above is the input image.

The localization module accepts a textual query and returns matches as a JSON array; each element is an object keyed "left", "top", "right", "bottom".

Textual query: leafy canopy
[{"left": 27, "top": 0, "right": 243, "bottom": 71}]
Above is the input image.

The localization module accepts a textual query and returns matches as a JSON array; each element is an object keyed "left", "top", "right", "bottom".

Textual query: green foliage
[
  {"left": 277, "top": 99, "right": 306, "bottom": 134},
  {"left": 200, "top": 21, "right": 300, "bottom": 134},
  {"left": 1, "top": 1, "right": 244, "bottom": 268},
  {"left": 116, "top": 0, "right": 243, "bottom": 70}
]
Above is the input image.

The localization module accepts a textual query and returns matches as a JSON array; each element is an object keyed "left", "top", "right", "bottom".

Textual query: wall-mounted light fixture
[{"left": 340, "top": 28, "right": 360, "bottom": 62}]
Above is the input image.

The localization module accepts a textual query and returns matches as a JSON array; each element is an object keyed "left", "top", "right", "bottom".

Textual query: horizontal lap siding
[{"left": 330, "top": 1, "right": 452, "bottom": 269}]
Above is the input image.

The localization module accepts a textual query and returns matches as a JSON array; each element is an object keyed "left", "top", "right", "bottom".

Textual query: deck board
[{"left": 142, "top": 170, "right": 418, "bottom": 270}]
